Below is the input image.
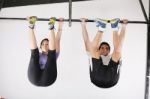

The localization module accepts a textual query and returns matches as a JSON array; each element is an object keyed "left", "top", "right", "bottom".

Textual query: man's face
[{"left": 99, "top": 44, "right": 110, "bottom": 56}]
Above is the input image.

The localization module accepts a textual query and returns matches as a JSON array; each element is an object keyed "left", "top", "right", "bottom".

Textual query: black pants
[
  {"left": 90, "top": 58, "right": 120, "bottom": 88},
  {"left": 28, "top": 48, "right": 57, "bottom": 87}
]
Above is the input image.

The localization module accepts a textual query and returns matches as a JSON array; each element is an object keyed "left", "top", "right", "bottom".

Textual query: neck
[
  {"left": 100, "top": 54, "right": 109, "bottom": 56},
  {"left": 42, "top": 51, "right": 48, "bottom": 54}
]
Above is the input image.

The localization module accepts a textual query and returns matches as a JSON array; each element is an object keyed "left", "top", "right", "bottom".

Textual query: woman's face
[{"left": 41, "top": 40, "right": 49, "bottom": 52}]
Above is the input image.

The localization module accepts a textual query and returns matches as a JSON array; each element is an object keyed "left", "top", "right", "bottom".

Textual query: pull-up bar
[{"left": 0, "top": 17, "right": 149, "bottom": 24}]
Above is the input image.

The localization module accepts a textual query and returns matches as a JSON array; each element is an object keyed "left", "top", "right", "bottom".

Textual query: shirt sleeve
[{"left": 56, "top": 52, "right": 60, "bottom": 59}]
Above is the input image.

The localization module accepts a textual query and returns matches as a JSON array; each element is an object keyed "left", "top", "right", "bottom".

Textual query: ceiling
[{"left": 1, "top": 0, "right": 90, "bottom": 8}]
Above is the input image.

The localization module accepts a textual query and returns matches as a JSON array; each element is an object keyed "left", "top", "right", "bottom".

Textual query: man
[{"left": 80, "top": 18, "right": 128, "bottom": 88}]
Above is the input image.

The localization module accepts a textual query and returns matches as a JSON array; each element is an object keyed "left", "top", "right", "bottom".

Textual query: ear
[{"left": 96, "top": 48, "right": 99, "bottom": 52}]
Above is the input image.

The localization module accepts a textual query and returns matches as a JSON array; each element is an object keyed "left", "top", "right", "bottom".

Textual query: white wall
[{"left": 0, "top": 0, "right": 148, "bottom": 99}]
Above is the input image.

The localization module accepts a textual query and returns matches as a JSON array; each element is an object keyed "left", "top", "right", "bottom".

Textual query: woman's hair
[
  {"left": 99, "top": 42, "right": 110, "bottom": 51},
  {"left": 40, "top": 38, "right": 49, "bottom": 48}
]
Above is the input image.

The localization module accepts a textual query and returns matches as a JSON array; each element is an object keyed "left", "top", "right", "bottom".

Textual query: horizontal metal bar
[{"left": 0, "top": 17, "right": 149, "bottom": 24}]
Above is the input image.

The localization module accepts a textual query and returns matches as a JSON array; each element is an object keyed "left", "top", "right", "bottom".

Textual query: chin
[
  {"left": 42, "top": 50, "right": 48, "bottom": 52},
  {"left": 103, "top": 53, "right": 108, "bottom": 56}
]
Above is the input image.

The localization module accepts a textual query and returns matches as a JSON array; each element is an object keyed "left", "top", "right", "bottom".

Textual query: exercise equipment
[{"left": 0, "top": 0, "right": 149, "bottom": 98}]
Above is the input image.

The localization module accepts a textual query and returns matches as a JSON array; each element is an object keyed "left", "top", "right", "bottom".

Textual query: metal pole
[
  {"left": 0, "top": 17, "right": 149, "bottom": 24},
  {"left": 69, "top": 0, "right": 72, "bottom": 27},
  {"left": 139, "top": 0, "right": 149, "bottom": 22},
  {"left": 145, "top": 0, "right": 150, "bottom": 99}
]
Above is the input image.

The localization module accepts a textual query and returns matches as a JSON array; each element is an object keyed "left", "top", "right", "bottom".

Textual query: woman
[{"left": 27, "top": 16, "right": 64, "bottom": 86}]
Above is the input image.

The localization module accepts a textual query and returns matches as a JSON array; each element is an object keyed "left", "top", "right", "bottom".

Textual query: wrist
[
  {"left": 81, "top": 24, "right": 86, "bottom": 27},
  {"left": 29, "top": 24, "right": 35, "bottom": 29},
  {"left": 122, "top": 24, "right": 127, "bottom": 28},
  {"left": 58, "top": 28, "right": 62, "bottom": 31}
]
